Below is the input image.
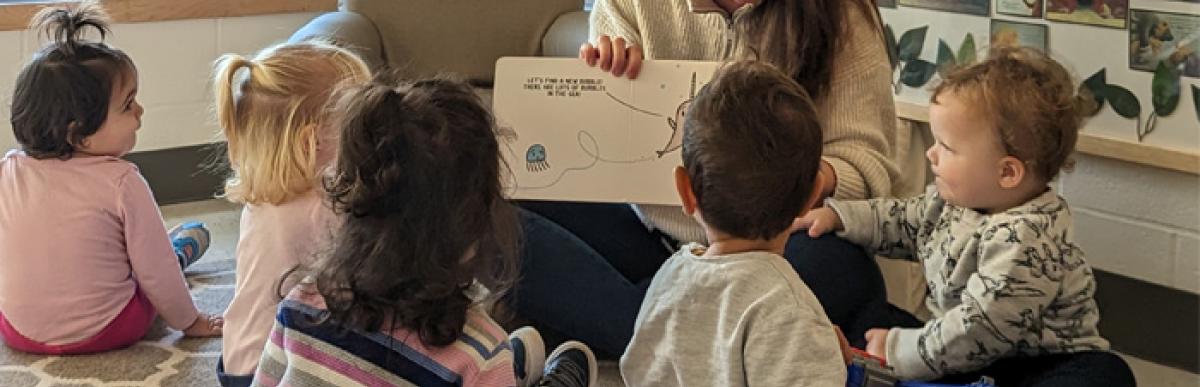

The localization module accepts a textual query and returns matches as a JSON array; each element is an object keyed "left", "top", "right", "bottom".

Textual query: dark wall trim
[
  {"left": 124, "top": 143, "right": 229, "bottom": 205},
  {"left": 1095, "top": 269, "right": 1199, "bottom": 373}
]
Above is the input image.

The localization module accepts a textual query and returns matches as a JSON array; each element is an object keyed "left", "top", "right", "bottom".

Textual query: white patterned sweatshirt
[{"left": 828, "top": 186, "right": 1109, "bottom": 381}]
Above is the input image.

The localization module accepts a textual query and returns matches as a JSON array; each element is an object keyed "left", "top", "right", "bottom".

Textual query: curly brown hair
[
  {"left": 311, "top": 72, "right": 518, "bottom": 346},
  {"left": 931, "top": 47, "right": 1094, "bottom": 183}
]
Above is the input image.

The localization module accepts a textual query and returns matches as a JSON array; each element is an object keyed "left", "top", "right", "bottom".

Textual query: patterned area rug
[
  {"left": 0, "top": 200, "right": 626, "bottom": 387},
  {"left": 0, "top": 254, "right": 236, "bottom": 387},
  {"left": 0, "top": 201, "right": 240, "bottom": 387}
]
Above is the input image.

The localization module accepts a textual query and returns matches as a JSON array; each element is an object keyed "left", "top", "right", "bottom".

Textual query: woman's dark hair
[
  {"left": 313, "top": 71, "right": 519, "bottom": 346},
  {"left": 739, "top": 0, "right": 878, "bottom": 100},
  {"left": 10, "top": 1, "right": 135, "bottom": 159}
]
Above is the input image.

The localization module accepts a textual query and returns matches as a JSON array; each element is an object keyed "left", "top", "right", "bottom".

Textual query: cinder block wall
[{"left": 1061, "top": 155, "right": 1199, "bottom": 294}]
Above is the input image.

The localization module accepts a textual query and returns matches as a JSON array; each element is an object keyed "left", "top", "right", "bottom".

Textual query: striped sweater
[{"left": 252, "top": 286, "right": 515, "bottom": 387}]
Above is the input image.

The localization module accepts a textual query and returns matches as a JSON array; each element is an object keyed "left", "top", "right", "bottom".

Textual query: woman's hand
[
  {"left": 834, "top": 325, "right": 852, "bottom": 365},
  {"left": 817, "top": 160, "right": 837, "bottom": 201},
  {"left": 182, "top": 313, "right": 224, "bottom": 337},
  {"left": 580, "top": 35, "right": 644, "bottom": 79}
]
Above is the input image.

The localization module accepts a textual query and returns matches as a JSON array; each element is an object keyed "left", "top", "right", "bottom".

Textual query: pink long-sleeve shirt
[
  {"left": 0, "top": 150, "right": 199, "bottom": 345},
  {"left": 221, "top": 190, "right": 337, "bottom": 375}
]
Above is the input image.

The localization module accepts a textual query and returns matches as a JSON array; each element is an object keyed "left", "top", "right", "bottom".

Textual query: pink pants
[{"left": 0, "top": 290, "right": 156, "bottom": 355}]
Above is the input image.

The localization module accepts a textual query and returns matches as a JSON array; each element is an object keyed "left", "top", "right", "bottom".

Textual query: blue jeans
[{"left": 513, "top": 201, "right": 912, "bottom": 357}]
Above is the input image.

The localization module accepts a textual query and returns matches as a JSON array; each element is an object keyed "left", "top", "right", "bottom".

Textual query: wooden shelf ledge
[
  {"left": 0, "top": 0, "right": 336, "bottom": 31},
  {"left": 895, "top": 101, "right": 1200, "bottom": 175}
]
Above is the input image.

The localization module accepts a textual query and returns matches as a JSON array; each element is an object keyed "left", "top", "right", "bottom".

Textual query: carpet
[{"left": 0, "top": 200, "right": 625, "bottom": 386}]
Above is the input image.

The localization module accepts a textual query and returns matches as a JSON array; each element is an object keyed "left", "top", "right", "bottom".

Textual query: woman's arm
[{"left": 818, "top": 7, "right": 899, "bottom": 200}]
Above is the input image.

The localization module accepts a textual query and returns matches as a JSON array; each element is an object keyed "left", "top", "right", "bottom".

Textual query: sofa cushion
[{"left": 344, "top": 0, "right": 584, "bottom": 83}]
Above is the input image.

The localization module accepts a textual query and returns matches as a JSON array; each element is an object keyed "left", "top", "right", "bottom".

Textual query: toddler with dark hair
[
  {"left": 254, "top": 73, "right": 599, "bottom": 387},
  {"left": 620, "top": 60, "right": 847, "bottom": 387},
  {"left": 0, "top": 1, "right": 220, "bottom": 355}
]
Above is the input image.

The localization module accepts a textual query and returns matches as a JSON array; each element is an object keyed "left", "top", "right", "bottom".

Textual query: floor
[{"left": 165, "top": 199, "right": 1199, "bottom": 387}]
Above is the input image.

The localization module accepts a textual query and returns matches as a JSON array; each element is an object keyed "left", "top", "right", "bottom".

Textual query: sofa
[{"left": 289, "top": 0, "right": 590, "bottom": 87}]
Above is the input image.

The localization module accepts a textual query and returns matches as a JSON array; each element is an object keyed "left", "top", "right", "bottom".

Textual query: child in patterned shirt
[{"left": 797, "top": 47, "right": 1134, "bottom": 386}]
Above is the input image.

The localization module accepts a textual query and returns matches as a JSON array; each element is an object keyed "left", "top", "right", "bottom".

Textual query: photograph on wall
[
  {"left": 1129, "top": 9, "right": 1200, "bottom": 78},
  {"left": 1045, "top": 0, "right": 1128, "bottom": 29},
  {"left": 879, "top": 0, "right": 897, "bottom": 8},
  {"left": 991, "top": 19, "right": 1050, "bottom": 53},
  {"left": 997, "top": 0, "right": 1043, "bottom": 17},
  {"left": 896, "top": 0, "right": 990, "bottom": 16}
]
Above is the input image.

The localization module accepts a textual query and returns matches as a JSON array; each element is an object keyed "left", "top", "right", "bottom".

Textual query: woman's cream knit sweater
[{"left": 591, "top": 0, "right": 902, "bottom": 243}]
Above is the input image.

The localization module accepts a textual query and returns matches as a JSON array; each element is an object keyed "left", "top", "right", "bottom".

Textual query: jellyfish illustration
[
  {"left": 526, "top": 144, "right": 550, "bottom": 172},
  {"left": 657, "top": 72, "right": 698, "bottom": 158}
]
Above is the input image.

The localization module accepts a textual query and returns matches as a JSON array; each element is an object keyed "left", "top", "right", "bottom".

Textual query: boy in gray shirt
[
  {"left": 798, "top": 48, "right": 1133, "bottom": 386},
  {"left": 620, "top": 61, "right": 848, "bottom": 387}
]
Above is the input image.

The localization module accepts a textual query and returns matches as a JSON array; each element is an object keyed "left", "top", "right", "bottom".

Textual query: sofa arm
[
  {"left": 290, "top": 11, "right": 385, "bottom": 70},
  {"left": 542, "top": 10, "right": 590, "bottom": 58}
]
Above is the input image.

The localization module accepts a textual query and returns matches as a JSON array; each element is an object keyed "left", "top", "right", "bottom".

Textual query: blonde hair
[
  {"left": 931, "top": 47, "right": 1093, "bottom": 183},
  {"left": 214, "top": 40, "right": 370, "bottom": 205}
]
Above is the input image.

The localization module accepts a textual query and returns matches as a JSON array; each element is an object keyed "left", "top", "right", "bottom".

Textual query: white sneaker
[{"left": 509, "top": 326, "right": 546, "bottom": 387}]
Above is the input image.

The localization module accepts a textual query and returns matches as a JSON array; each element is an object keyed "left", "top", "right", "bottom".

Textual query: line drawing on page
[
  {"left": 603, "top": 72, "right": 699, "bottom": 158},
  {"left": 503, "top": 130, "right": 656, "bottom": 191}
]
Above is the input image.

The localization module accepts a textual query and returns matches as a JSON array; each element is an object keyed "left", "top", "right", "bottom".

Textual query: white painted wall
[
  {"left": 0, "top": 12, "right": 321, "bottom": 152},
  {"left": 880, "top": 3, "right": 1200, "bottom": 294}
]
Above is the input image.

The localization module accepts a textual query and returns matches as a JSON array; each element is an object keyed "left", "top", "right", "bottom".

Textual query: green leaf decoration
[
  {"left": 1140, "top": 113, "right": 1157, "bottom": 142},
  {"left": 1193, "top": 85, "right": 1199, "bottom": 123},
  {"left": 900, "top": 59, "right": 937, "bottom": 87},
  {"left": 1151, "top": 62, "right": 1181, "bottom": 117},
  {"left": 1079, "top": 68, "right": 1107, "bottom": 116},
  {"left": 884, "top": 25, "right": 899, "bottom": 70},
  {"left": 898, "top": 26, "right": 928, "bottom": 62},
  {"left": 1100, "top": 84, "right": 1141, "bottom": 119},
  {"left": 957, "top": 33, "right": 976, "bottom": 66},
  {"left": 936, "top": 39, "right": 956, "bottom": 76}
]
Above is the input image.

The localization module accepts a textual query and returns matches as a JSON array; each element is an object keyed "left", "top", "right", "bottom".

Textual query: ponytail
[
  {"left": 213, "top": 54, "right": 256, "bottom": 136},
  {"left": 31, "top": 1, "right": 111, "bottom": 58}
]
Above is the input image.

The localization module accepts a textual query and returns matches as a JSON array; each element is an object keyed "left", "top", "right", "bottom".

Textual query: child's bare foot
[{"left": 183, "top": 313, "right": 223, "bottom": 337}]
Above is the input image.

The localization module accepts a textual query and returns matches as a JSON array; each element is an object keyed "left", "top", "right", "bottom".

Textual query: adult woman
[{"left": 515, "top": 0, "right": 910, "bottom": 357}]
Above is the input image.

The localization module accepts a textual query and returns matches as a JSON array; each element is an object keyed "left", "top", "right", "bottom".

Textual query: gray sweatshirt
[
  {"left": 829, "top": 186, "right": 1109, "bottom": 380},
  {"left": 620, "top": 243, "right": 846, "bottom": 387}
]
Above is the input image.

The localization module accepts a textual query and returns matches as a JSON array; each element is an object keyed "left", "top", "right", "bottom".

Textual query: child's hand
[
  {"left": 579, "top": 35, "right": 644, "bottom": 79},
  {"left": 791, "top": 207, "right": 844, "bottom": 238},
  {"left": 864, "top": 328, "right": 889, "bottom": 361},
  {"left": 183, "top": 313, "right": 223, "bottom": 337},
  {"left": 834, "top": 325, "right": 852, "bottom": 365}
]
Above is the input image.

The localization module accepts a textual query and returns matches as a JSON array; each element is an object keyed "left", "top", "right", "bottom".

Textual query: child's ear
[
  {"left": 674, "top": 166, "right": 698, "bottom": 216},
  {"left": 998, "top": 156, "right": 1026, "bottom": 189},
  {"left": 66, "top": 121, "right": 89, "bottom": 149}
]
